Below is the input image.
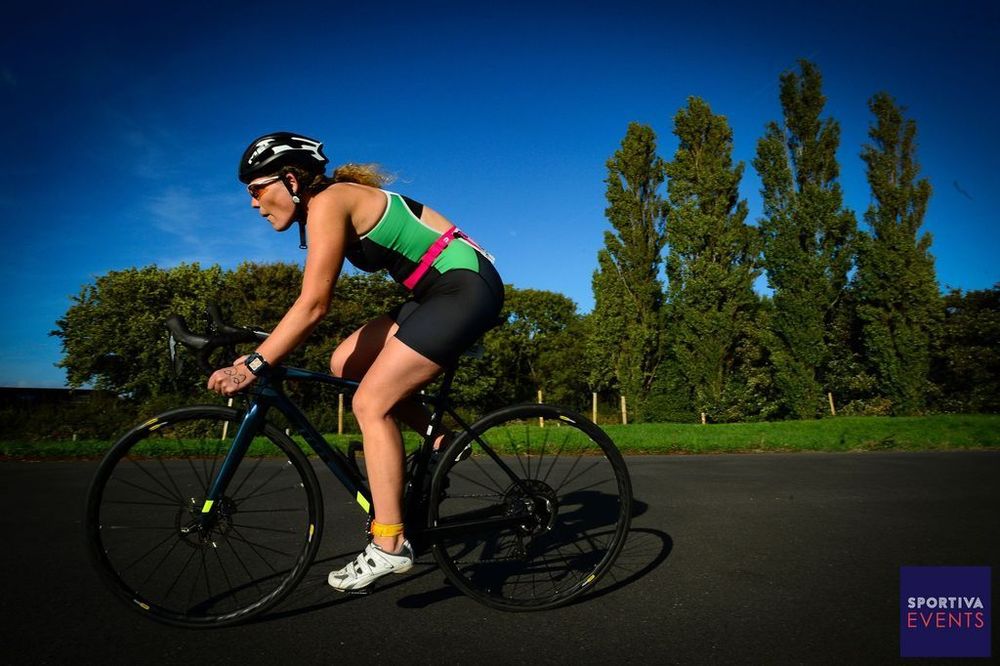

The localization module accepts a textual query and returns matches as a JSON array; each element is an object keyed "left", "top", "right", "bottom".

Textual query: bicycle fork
[{"left": 183, "top": 401, "right": 269, "bottom": 535}]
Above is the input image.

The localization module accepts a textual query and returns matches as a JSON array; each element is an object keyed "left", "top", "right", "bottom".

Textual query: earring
[{"left": 291, "top": 195, "right": 301, "bottom": 204}]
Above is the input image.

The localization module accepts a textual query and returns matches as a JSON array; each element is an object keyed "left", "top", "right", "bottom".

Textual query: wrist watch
[{"left": 244, "top": 352, "right": 270, "bottom": 377}]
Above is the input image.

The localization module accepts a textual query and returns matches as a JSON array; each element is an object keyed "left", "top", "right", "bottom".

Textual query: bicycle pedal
[{"left": 454, "top": 443, "right": 472, "bottom": 462}]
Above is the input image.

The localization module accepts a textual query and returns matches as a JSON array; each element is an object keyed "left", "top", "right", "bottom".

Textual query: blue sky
[{"left": 2, "top": 0, "right": 998, "bottom": 387}]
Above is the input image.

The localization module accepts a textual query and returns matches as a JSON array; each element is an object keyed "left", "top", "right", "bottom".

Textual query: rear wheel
[
  {"left": 428, "top": 404, "right": 632, "bottom": 610},
  {"left": 84, "top": 406, "right": 322, "bottom": 627}
]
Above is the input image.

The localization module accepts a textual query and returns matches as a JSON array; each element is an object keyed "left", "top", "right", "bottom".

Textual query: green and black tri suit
[{"left": 345, "top": 190, "right": 503, "bottom": 366}]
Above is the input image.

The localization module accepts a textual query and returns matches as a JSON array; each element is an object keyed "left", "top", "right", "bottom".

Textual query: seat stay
[{"left": 443, "top": 405, "right": 532, "bottom": 494}]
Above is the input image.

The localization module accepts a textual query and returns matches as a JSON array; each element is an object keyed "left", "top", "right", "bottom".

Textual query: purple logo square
[{"left": 900, "top": 566, "right": 991, "bottom": 658}]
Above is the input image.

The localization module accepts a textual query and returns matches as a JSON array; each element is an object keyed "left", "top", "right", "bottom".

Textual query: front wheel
[
  {"left": 428, "top": 404, "right": 632, "bottom": 610},
  {"left": 84, "top": 406, "right": 323, "bottom": 628}
]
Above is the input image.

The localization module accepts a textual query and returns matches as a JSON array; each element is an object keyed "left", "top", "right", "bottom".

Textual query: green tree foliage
[
  {"left": 660, "top": 97, "right": 763, "bottom": 421},
  {"left": 591, "top": 122, "right": 668, "bottom": 420},
  {"left": 930, "top": 284, "right": 1000, "bottom": 413},
  {"left": 854, "top": 92, "right": 941, "bottom": 415},
  {"left": 477, "top": 287, "right": 584, "bottom": 408},
  {"left": 53, "top": 264, "right": 227, "bottom": 400},
  {"left": 753, "top": 60, "right": 857, "bottom": 418}
]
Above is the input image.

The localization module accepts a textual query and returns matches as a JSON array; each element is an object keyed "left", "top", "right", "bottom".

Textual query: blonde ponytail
[{"left": 331, "top": 163, "right": 394, "bottom": 188}]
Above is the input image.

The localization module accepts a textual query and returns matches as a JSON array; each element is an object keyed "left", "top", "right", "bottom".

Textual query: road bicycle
[{"left": 84, "top": 306, "right": 633, "bottom": 628}]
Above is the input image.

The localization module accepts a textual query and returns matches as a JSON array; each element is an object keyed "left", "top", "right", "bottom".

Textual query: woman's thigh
[
  {"left": 353, "top": 336, "right": 444, "bottom": 420},
  {"left": 329, "top": 315, "right": 398, "bottom": 380}
]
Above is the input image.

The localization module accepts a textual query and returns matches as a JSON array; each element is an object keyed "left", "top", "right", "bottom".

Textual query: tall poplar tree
[
  {"left": 590, "top": 122, "right": 667, "bottom": 418},
  {"left": 854, "top": 92, "right": 940, "bottom": 414},
  {"left": 662, "top": 97, "right": 760, "bottom": 420},
  {"left": 753, "top": 60, "right": 856, "bottom": 418}
]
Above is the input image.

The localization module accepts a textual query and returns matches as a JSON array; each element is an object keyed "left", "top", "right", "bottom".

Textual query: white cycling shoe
[{"left": 328, "top": 540, "right": 414, "bottom": 592}]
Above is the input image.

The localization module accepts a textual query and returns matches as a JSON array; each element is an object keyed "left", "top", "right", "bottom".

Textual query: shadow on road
[{"left": 256, "top": 495, "right": 671, "bottom": 622}]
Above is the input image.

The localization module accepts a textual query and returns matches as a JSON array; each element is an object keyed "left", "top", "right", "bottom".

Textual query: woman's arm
[
  {"left": 254, "top": 192, "right": 350, "bottom": 365},
  {"left": 208, "top": 190, "right": 350, "bottom": 395}
]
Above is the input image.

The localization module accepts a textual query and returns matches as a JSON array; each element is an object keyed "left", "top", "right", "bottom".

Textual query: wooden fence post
[
  {"left": 620, "top": 395, "right": 628, "bottom": 426},
  {"left": 338, "top": 393, "right": 344, "bottom": 435},
  {"left": 701, "top": 412, "right": 707, "bottom": 425},
  {"left": 222, "top": 397, "right": 234, "bottom": 439},
  {"left": 538, "top": 390, "right": 544, "bottom": 427},
  {"left": 592, "top": 392, "right": 598, "bottom": 425},
  {"left": 828, "top": 392, "right": 836, "bottom": 416}
]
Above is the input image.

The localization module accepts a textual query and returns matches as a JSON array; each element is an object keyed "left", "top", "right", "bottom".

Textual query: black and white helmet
[{"left": 238, "top": 132, "right": 329, "bottom": 183}]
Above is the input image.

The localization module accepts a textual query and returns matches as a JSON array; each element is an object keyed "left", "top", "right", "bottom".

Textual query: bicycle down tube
[{"left": 200, "top": 367, "right": 372, "bottom": 523}]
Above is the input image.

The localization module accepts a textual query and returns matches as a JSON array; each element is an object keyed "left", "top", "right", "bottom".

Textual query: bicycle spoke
[
  {"left": 102, "top": 500, "right": 183, "bottom": 508},
  {"left": 235, "top": 483, "right": 303, "bottom": 504},
  {"left": 227, "top": 456, "right": 266, "bottom": 500},
  {"left": 228, "top": 523, "right": 301, "bottom": 535},
  {"left": 141, "top": 537, "right": 184, "bottom": 586},
  {"left": 219, "top": 531, "right": 266, "bottom": 600},
  {"left": 187, "top": 548, "right": 207, "bottom": 613},
  {"left": 236, "top": 507, "right": 309, "bottom": 514},
  {"left": 226, "top": 527, "right": 295, "bottom": 562},
  {"left": 112, "top": 468, "right": 183, "bottom": 505},
  {"left": 163, "top": 547, "right": 199, "bottom": 602},
  {"left": 156, "top": 457, "right": 187, "bottom": 505},
  {"left": 185, "top": 457, "right": 209, "bottom": 494},
  {"left": 113, "top": 528, "right": 183, "bottom": 575},
  {"left": 212, "top": 544, "right": 237, "bottom": 611}
]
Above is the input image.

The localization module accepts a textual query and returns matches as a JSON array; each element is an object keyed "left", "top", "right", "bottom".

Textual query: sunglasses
[{"left": 247, "top": 176, "right": 282, "bottom": 199}]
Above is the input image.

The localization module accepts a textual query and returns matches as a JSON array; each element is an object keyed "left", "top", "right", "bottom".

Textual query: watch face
[{"left": 247, "top": 355, "right": 264, "bottom": 373}]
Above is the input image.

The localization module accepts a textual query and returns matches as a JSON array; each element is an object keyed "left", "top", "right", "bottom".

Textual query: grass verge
[{"left": 2, "top": 414, "right": 997, "bottom": 459}]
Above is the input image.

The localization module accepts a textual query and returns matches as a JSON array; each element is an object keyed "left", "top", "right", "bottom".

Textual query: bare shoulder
[
  {"left": 315, "top": 183, "right": 386, "bottom": 212},
  {"left": 311, "top": 183, "right": 387, "bottom": 235}
]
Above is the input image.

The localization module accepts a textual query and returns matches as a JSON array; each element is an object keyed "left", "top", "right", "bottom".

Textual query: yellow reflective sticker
[
  {"left": 201, "top": 500, "right": 214, "bottom": 514},
  {"left": 149, "top": 422, "right": 166, "bottom": 432},
  {"left": 134, "top": 600, "right": 151, "bottom": 611},
  {"left": 583, "top": 574, "right": 596, "bottom": 587},
  {"left": 308, "top": 524, "right": 315, "bottom": 541},
  {"left": 559, "top": 415, "right": 576, "bottom": 424},
  {"left": 356, "top": 492, "right": 371, "bottom": 513},
  {"left": 141, "top": 418, "right": 159, "bottom": 428}
]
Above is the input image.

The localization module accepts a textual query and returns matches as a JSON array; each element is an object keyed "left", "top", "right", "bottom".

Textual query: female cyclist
[{"left": 207, "top": 132, "right": 504, "bottom": 591}]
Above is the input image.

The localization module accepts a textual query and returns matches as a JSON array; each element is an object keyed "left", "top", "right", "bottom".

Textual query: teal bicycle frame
[{"left": 195, "top": 364, "right": 526, "bottom": 543}]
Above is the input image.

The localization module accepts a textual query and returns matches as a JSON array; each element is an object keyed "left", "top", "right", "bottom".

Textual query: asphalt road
[{"left": 2, "top": 452, "right": 997, "bottom": 665}]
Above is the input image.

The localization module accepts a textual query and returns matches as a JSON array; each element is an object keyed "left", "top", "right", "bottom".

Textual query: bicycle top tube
[{"left": 271, "top": 365, "right": 360, "bottom": 391}]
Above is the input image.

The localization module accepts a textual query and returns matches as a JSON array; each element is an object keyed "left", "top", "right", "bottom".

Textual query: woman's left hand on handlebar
[{"left": 207, "top": 358, "right": 258, "bottom": 397}]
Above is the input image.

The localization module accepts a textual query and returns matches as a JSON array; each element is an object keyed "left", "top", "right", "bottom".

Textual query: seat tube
[
  {"left": 200, "top": 401, "right": 268, "bottom": 515},
  {"left": 425, "top": 369, "right": 456, "bottom": 442}
]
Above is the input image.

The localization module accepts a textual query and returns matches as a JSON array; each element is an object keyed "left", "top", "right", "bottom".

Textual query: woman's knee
[{"left": 351, "top": 387, "right": 394, "bottom": 425}]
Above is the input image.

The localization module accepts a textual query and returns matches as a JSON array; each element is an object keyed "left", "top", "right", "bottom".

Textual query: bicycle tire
[
  {"left": 84, "top": 405, "right": 323, "bottom": 628},
  {"left": 428, "top": 403, "right": 632, "bottom": 610}
]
